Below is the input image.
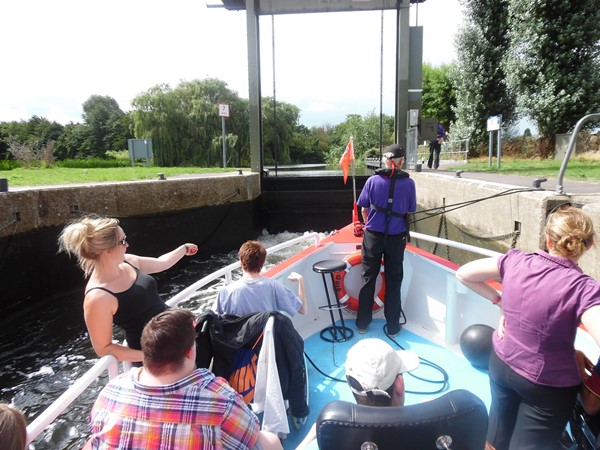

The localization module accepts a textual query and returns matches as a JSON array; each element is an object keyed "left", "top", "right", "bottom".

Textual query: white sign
[
  {"left": 487, "top": 115, "right": 501, "bottom": 131},
  {"left": 218, "top": 103, "right": 230, "bottom": 118}
]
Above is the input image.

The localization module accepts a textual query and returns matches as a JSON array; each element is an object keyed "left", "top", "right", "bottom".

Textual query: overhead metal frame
[{"left": 221, "top": 0, "right": 422, "bottom": 178}]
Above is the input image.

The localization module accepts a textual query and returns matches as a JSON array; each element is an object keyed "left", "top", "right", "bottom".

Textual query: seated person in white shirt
[{"left": 215, "top": 240, "right": 307, "bottom": 317}]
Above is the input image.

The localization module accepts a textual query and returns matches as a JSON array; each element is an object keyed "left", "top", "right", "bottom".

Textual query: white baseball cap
[{"left": 345, "top": 339, "right": 420, "bottom": 397}]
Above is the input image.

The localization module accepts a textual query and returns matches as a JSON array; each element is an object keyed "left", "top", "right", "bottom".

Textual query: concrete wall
[
  {"left": 412, "top": 172, "right": 600, "bottom": 279},
  {"left": 0, "top": 173, "right": 260, "bottom": 238}
]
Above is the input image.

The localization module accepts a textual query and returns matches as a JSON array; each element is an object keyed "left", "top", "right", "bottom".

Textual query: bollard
[
  {"left": 0, "top": 178, "right": 8, "bottom": 192},
  {"left": 415, "top": 164, "right": 422, "bottom": 173}
]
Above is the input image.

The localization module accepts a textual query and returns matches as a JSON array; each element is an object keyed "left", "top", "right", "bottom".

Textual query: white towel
[{"left": 252, "top": 316, "right": 290, "bottom": 436}]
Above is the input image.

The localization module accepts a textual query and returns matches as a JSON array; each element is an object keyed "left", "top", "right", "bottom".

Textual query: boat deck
[{"left": 284, "top": 318, "right": 492, "bottom": 449}]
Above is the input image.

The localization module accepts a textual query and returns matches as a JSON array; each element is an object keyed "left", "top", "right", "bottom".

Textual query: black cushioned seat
[{"left": 316, "top": 389, "right": 488, "bottom": 450}]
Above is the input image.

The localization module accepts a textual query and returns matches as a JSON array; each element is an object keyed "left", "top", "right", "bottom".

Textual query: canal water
[{"left": 0, "top": 217, "right": 505, "bottom": 449}]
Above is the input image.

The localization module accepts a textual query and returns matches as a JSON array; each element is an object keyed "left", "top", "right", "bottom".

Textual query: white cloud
[{"left": 0, "top": 0, "right": 462, "bottom": 127}]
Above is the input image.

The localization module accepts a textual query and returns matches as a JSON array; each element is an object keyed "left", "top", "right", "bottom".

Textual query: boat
[{"left": 24, "top": 223, "right": 600, "bottom": 449}]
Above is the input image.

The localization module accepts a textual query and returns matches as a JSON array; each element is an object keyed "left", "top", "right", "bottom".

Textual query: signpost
[
  {"left": 218, "top": 103, "right": 230, "bottom": 168},
  {"left": 487, "top": 115, "right": 502, "bottom": 169}
]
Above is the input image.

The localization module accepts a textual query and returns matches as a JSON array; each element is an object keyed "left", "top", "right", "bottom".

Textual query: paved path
[{"left": 423, "top": 167, "right": 600, "bottom": 195}]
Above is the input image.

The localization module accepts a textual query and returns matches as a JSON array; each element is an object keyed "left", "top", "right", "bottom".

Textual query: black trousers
[
  {"left": 355, "top": 229, "right": 407, "bottom": 335},
  {"left": 487, "top": 350, "right": 579, "bottom": 450},
  {"left": 428, "top": 141, "right": 441, "bottom": 169}
]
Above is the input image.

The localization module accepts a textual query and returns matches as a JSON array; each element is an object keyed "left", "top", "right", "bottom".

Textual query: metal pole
[
  {"left": 556, "top": 113, "right": 600, "bottom": 194},
  {"left": 221, "top": 116, "right": 227, "bottom": 168},
  {"left": 497, "top": 115, "right": 502, "bottom": 169},
  {"left": 488, "top": 132, "right": 493, "bottom": 167}
]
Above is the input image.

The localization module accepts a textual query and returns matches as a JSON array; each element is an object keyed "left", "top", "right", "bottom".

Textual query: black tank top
[{"left": 86, "top": 262, "right": 167, "bottom": 350}]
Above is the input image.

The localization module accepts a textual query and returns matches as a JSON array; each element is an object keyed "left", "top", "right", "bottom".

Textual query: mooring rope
[
  {"left": 0, "top": 218, "right": 18, "bottom": 233},
  {"left": 409, "top": 186, "right": 532, "bottom": 258},
  {"left": 411, "top": 187, "right": 535, "bottom": 225}
]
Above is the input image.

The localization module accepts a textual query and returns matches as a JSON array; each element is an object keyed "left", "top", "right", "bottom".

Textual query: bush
[
  {"left": 6, "top": 138, "right": 55, "bottom": 168},
  {"left": 56, "top": 158, "right": 132, "bottom": 168},
  {"left": 105, "top": 150, "right": 129, "bottom": 160},
  {"left": 0, "top": 159, "right": 20, "bottom": 171}
]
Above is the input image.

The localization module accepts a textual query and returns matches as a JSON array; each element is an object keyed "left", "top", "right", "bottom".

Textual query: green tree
[
  {"left": 505, "top": 0, "right": 600, "bottom": 141},
  {"left": 0, "top": 116, "right": 63, "bottom": 160},
  {"left": 422, "top": 63, "right": 456, "bottom": 128},
  {"left": 82, "top": 95, "right": 127, "bottom": 157},
  {"left": 452, "top": 0, "right": 516, "bottom": 150},
  {"left": 54, "top": 123, "right": 89, "bottom": 160},
  {"left": 325, "top": 111, "right": 395, "bottom": 165}
]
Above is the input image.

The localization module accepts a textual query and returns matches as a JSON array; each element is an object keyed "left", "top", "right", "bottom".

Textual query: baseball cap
[
  {"left": 345, "top": 339, "right": 419, "bottom": 397},
  {"left": 384, "top": 144, "right": 406, "bottom": 159}
]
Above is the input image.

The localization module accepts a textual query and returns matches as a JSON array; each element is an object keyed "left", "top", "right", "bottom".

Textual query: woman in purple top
[{"left": 457, "top": 206, "right": 600, "bottom": 450}]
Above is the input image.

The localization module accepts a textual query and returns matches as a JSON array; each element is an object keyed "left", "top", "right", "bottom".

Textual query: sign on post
[
  {"left": 218, "top": 103, "right": 230, "bottom": 118},
  {"left": 487, "top": 115, "right": 502, "bottom": 169},
  {"left": 218, "top": 103, "right": 230, "bottom": 167},
  {"left": 127, "top": 139, "right": 153, "bottom": 167}
]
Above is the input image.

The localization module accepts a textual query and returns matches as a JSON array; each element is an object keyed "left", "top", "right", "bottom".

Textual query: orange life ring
[{"left": 334, "top": 252, "right": 385, "bottom": 315}]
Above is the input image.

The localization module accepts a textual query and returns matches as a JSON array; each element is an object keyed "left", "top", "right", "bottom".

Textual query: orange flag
[{"left": 339, "top": 138, "right": 354, "bottom": 184}]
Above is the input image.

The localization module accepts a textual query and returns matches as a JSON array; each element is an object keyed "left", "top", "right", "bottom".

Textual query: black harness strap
[{"left": 370, "top": 172, "right": 411, "bottom": 243}]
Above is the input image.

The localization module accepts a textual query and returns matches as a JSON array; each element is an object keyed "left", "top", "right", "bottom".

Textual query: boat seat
[
  {"left": 312, "top": 259, "right": 354, "bottom": 343},
  {"left": 315, "top": 389, "right": 488, "bottom": 450}
]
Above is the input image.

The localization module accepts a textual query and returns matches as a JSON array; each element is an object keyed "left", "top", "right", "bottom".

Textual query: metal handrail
[
  {"left": 411, "top": 231, "right": 503, "bottom": 258},
  {"left": 26, "top": 355, "right": 120, "bottom": 445},
  {"left": 556, "top": 113, "right": 600, "bottom": 194},
  {"left": 166, "top": 232, "right": 321, "bottom": 307}
]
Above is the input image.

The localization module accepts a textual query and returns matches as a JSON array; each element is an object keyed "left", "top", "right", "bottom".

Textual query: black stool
[{"left": 313, "top": 260, "right": 354, "bottom": 343}]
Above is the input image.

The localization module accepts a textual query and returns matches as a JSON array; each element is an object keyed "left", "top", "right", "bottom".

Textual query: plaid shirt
[{"left": 89, "top": 368, "right": 260, "bottom": 450}]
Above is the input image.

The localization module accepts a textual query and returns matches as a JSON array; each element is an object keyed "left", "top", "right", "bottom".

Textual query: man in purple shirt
[{"left": 355, "top": 144, "right": 416, "bottom": 336}]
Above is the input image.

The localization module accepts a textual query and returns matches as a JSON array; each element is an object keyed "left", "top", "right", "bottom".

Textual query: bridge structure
[{"left": 216, "top": 0, "right": 427, "bottom": 186}]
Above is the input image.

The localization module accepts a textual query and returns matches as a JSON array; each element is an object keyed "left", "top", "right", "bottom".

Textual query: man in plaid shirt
[{"left": 87, "top": 309, "right": 282, "bottom": 450}]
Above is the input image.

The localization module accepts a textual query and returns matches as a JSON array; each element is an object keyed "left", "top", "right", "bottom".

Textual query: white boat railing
[
  {"left": 167, "top": 231, "right": 321, "bottom": 308},
  {"left": 26, "top": 355, "right": 120, "bottom": 446},
  {"left": 411, "top": 231, "right": 503, "bottom": 258}
]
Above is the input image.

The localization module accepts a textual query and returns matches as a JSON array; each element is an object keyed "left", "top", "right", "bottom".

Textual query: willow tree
[
  {"left": 505, "top": 0, "right": 600, "bottom": 142},
  {"left": 452, "top": 0, "right": 516, "bottom": 150},
  {"left": 262, "top": 97, "right": 301, "bottom": 165},
  {"left": 131, "top": 78, "right": 249, "bottom": 167}
]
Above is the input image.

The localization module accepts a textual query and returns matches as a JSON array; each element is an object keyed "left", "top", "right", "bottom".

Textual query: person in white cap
[
  {"left": 295, "top": 338, "right": 420, "bottom": 448},
  {"left": 345, "top": 338, "right": 419, "bottom": 407}
]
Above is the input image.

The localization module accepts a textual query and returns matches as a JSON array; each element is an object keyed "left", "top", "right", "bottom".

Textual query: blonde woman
[
  {"left": 59, "top": 216, "right": 198, "bottom": 363},
  {"left": 456, "top": 206, "right": 600, "bottom": 450}
]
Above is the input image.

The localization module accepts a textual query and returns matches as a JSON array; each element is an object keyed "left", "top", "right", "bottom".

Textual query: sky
[{"left": 0, "top": 0, "right": 463, "bottom": 128}]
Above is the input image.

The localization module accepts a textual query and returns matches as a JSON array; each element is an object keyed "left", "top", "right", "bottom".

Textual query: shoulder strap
[
  {"left": 85, "top": 286, "right": 116, "bottom": 296},
  {"left": 370, "top": 175, "right": 411, "bottom": 243}
]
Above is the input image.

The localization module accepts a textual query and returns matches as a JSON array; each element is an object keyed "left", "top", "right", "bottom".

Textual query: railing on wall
[{"left": 416, "top": 139, "right": 470, "bottom": 168}]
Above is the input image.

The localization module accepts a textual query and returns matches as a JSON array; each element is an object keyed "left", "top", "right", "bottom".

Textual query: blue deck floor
[{"left": 283, "top": 319, "right": 492, "bottom": 449}]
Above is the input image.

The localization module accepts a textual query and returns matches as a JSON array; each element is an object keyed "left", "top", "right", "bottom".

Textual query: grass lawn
[
  {"left": 1, "top": 157, "right": 600, "bottom": 187},
  {"left": 448, "top": 156, "right": 600, "bottom": 182},
  {"left": 0, "top": 166, "right": 244, "bottom": 187}
]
